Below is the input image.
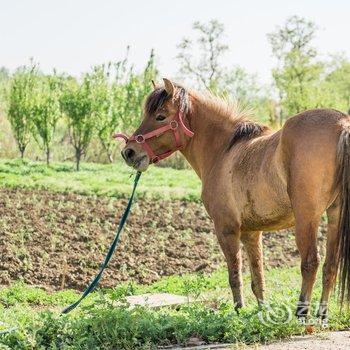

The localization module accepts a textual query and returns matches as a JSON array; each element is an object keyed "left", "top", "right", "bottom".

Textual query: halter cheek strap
[{"left": 114, "top": 111, "right": 194, "bottom": 163}]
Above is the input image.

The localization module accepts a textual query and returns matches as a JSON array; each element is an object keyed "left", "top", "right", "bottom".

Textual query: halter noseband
[{"left": 114, "top": 110, "right": 194, "bottom": 163}]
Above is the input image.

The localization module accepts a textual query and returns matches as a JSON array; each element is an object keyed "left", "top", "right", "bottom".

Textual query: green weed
[
  {"left": 1, "top": 267, "right": 350, "bottom": 349},
  {"left": 0, "top": 159, "right": 201, "bottom": 201}
]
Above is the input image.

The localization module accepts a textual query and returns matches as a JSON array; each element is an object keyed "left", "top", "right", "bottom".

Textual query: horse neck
[{"left": 181, "top": 96, "right": 237, "bottom": 179}]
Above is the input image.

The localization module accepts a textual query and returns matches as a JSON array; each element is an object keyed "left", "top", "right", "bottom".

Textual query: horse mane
[
  {"left": 144, "top": 84, "right": 270, "bottom": 149},
  {"left": 190, "top": 90, "right": 249, "bottom": 124},
  {"left": 189, "top": 90, "right": 271, "bottom": 149},
  {"left": 145, "top": 88, "right": 169, "bottom": 115},
  {"left": 145, "top": 84, "right": 190, "bottom": 115},
  {"left": 227, "top": 122, "right": 271, "bottom": 150}
]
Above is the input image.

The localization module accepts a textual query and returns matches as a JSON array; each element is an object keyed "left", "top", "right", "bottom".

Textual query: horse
[{"left": 118, "top": 78, "right": 350, "bottom": 320}]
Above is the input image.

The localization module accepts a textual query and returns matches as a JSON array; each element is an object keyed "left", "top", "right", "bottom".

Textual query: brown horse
[{"left": 120, "top": 78, "right": 350, "bottom": 320}]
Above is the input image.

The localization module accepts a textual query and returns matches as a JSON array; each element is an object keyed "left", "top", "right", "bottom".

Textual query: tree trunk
[
  {"left": 100, "top": 139, "right": 114, "bottom": 163},
  {"left": 107, "top": 152, "right": 113, "bottom": 164},
  {"left": 46, "top": 148, "right": 50, "bottom": 166},
  {"left": 75, "top": 148, "right": 82, "bottom": 171},
  {"left": 20, "top": 147, "right": 25, "bottom": 159}
]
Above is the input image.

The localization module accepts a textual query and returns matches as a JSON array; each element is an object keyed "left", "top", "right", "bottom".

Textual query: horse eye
[{"left": 156, "top": 115, "right": 166, "bottom": 121}]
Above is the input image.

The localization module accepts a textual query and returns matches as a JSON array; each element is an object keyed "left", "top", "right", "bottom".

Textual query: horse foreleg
[
  {"left": 317, "top": 200, "right": 340, "bottom": 320},
  {"left": 215, "top": 223, "right": 244, "bottom": 311},
  {"left": 241, "top": 231, "right": 265, "bottom": 305}
]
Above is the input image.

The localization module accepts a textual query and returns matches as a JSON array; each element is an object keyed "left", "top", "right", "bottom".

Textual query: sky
[{"left": 1, "top": 0, "right": 350, "bottom": 84}]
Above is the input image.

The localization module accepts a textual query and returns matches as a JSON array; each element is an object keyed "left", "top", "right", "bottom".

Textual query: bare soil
[
  {"left": 244, "top": 331, "right": 350, "bottom": 350},
  {"left": 0, "top": 188, "right": 328, "bottom": 291},
  {"left": 168, "top": 331, "right": 350, "bottom": 350}
]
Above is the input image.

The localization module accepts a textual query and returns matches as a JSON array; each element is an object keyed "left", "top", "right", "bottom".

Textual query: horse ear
[
  {"left": 163, "top": 78, "right": 175, "bottom": 97},
  {"left": 151, "top": 80, "right": 157, "bottom": 89}
]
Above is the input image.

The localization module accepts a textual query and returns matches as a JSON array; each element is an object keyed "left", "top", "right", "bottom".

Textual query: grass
[
  {"left": 1, "top": 158, "right": 350, "bottom": 348},
  {"left": 0, "top": 158, "right": 201, "bottom": 201},
  {"left": 1, "top": 266, "right": 350, "bottom": 349}
]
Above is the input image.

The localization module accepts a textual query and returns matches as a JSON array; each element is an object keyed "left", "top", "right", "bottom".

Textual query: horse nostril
[{"left": 123, "top": 148, "right": 135, "bottom": 160}]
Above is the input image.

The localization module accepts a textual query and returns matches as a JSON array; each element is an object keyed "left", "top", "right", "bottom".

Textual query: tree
[
  {"left": 60, "top": 76, "right": 96, "bottom": 171},
  {"left": 177, "top": 19, "right": 265, "bottom": 110},
  {"left": 220, "top": 67, "right": 261, "bottom": 102},
  {"left": 0, "top": 67, "right": 10, "bottom": 108},
  {"left": 268, "top": 16, "right": 323, "bottom": 117},
  {"left": 88, "top": 64, "right": 113, "bottom": 162},
  {"left": 31, "top": 73, "right": 63, "bottom": 165},
  {"left": 0, "top": 67, "right": 9, "bottom": 85},
  {"left": 7, "top": 63, "right": 38, "bottom": 158},
  {"left": 177, "top": 20, "right": 228, "bottom": 90},
  {"left": 93, "top": 49, "right": 157, "bottom": 163},
  {"left": 324, "top": 54, "right": 350, "bottom": 112},
  {"left": 112, "top": 49, "right": 157, "bottom": 131}
]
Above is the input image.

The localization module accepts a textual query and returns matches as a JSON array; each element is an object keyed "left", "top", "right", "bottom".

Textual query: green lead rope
[{"left": 62, "top": 171, "right": 142, "bottom": 314}]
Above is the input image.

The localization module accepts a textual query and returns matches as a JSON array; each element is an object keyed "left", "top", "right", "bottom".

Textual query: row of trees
[
  {"left": 268, "top": 16, "right": 350, "bottom": 118},
  {"left": 1, "top": 16, "right": 350, "bottom": 170},
  {"left": 4, "top": 51, "right": 156, "bottom": 170},
  {"left": 177, "top": 16, "right": 350, "bottom": 122}
]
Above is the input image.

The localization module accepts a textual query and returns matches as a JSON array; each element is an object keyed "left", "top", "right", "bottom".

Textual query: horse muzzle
[{"left": 120, "top": 142, "right": 150, "bottom": 172}]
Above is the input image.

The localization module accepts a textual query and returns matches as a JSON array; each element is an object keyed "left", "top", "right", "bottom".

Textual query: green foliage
[
  {"left": 111, "top": 48, "right": 157, "bottom": 132},
  {"left": 177, "top": 19, "right": 268, "bottom": 118},
  {"left": 323, "top": 54, "right": 350, "bottom": 112},
  {"left": 220, "top": 67, "right": 261, "bottom": 102},
  {"left": 0, "top": 67, "right": 10, "bottom": 107},
  {"left": 95, "top": 49, "right": 157, "bottom": 163},
  {"left": 31, "top": 73, "right": 63, "bottom": 164},
  {"left": 268, "top": 16, "right": 350, "bottom": 118},
  {"left": 268, "top": 16, "right": 323, "bottom": 117},
  {"left": 0, "top": 282, "right": 80, "bottom": 307},
  {"left": 7, "top": 63, "right": 39, "bottom": 158},
  {"left": 1, "top": 267, "right": 350, "bottom": 349},
  {"left": 0, "top": 50, "right": 159, "bottom": 169},
  {"left": 177, "top": 19, "right": 228, "bottom": 90},
  {"left": 0, "top": 158, "right": 201, "bottom": 201},
  {"left": 89, "top": 63, "right": 115, "bottom": 163},
  {"left": 58, "top": 49, "right": 157, "bottom": 169},
  {"left": 0, "top": 67, "right": 9, "bottom": 82},
  {"left": 60, "top": 75, "right": 98, "bottom": 171},
  {"left": 1, "top": 19, "right": 350, "bottom": 169}
]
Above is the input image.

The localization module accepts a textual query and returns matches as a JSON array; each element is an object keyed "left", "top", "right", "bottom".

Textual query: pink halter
[{"left": 114, "top": 111, "right": 194, "bottom": 164}]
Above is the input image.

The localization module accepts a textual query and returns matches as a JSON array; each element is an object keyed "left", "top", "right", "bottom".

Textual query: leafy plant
[
  {"left": 268, "top": 16, "right": 324, "bottom": 117},
  {"left": 60, "top": 75, "right": 97, "bottom": 171},
  {"left": 7, "top": 62, "right": 39, "bottom": 158},
  {"left": 31, "top": 73, "right": 63, "bottom": 165},
  {"left": 109, "top": 49, "right": 157, "bottom": 132}
]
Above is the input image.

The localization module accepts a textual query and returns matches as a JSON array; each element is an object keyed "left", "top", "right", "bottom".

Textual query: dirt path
[
  {"left": 167, "top": 331, "right": 350, "bottom": 349},
  {"left": 244, "top": 330, "right": 350, "bottom": 350}
]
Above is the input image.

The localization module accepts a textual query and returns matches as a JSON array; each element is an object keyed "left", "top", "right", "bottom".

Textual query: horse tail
[{"left": 336, "top": 123, "right": 350, "bottom": 305}]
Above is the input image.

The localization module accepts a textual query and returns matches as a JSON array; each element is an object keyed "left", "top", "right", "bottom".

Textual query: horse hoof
[
  {"left": 296, "top": 301, "right": 309, "bottom": 319},
  {"left": 316, "top": 311, "right": 329, "bottom": 328},
  {"left": 234, "top": 301, "right": 244, "bottom": 313}
]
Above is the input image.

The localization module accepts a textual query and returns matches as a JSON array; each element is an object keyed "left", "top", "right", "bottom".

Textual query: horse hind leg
[
  {"left": 294, "top": 216, "right": 321, "bottom": 318},
  {"left": 290, "top": 190, "right": 323, "bottom": 318},
  {"left": 317, "top": 199, "right": 340, "bottom": 320},
  {"left": 287, "top": 152, "right": 333, "bottom": 318}
]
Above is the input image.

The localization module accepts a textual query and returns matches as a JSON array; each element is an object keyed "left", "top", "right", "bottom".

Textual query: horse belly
[{"left": 240, "top": 186, "right": 295, "bottom": 232}]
